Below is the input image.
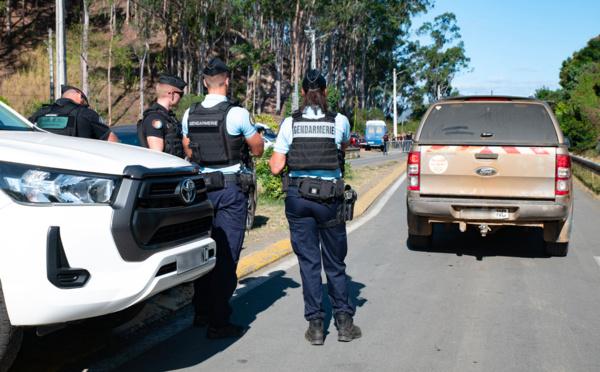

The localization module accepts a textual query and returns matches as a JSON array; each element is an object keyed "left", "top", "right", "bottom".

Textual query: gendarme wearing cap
[
  {"left": 158, "top": 73, "right": 187, "bottom": 90},
  {"left": 61, "top": 85, "right": 89, "bottom": 107},
  {"left": 204, "top": 58, "right": 229, "bottom": 76}
]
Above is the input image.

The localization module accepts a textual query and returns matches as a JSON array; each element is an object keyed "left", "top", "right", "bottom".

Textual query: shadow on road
[{"left": 408, "top": 224, "right": 550, "bottom": 260}]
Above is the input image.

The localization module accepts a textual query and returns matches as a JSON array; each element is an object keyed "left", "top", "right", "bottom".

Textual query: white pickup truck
[{"left": 0, "top": 101, "right": 216, "bottom": 370}]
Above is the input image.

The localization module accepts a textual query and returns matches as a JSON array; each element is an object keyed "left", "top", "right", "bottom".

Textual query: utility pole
[
  {"left": 44, "top": 29, "right": 55, "bottom": 103},
  {"left": 393, "top": 68, "right": 397, "bottom": 140},
  {"left": 55, "top": 0, "right": 67, "bottom": 98}
]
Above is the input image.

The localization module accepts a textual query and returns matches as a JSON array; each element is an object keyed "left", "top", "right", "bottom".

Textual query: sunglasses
[{"left": 171, "top": 91, "right": 183, "bottom": 97}]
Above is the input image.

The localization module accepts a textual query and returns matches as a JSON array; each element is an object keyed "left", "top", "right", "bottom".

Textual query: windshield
[
  {"left": 419, "top": 102, "right": 558, "bottom": 146},
  {"left": 0, "top": 104, "right": 35, "bottom": 131}
]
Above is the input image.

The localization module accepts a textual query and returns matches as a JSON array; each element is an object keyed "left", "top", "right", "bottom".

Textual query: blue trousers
[
  {"left": 193, "top": 181, "right": 247, "bottom": 326},
  {"left": 285, "top": 186, "right": 355, "bottom": 320}
]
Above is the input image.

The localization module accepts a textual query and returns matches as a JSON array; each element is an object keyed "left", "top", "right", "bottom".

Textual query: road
[{"left": 10, "top": 155, "right": 600, "bottom": 371}]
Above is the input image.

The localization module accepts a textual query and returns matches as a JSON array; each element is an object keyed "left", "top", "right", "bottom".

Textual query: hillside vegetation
[{"left": 0, "top": 0, "right": 471, "bottom": 135}]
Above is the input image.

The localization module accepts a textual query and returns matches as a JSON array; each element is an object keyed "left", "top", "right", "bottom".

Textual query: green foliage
[
  {"left": 254, "top": 114, "right": 279, "bottom": 131},
  {"left": 326, "top": 85, "right": 341, "bottom": 112},
  {"left": 173, "top": 94, "right": 205, "bottom": 119},
  {"left": 560, "top": 120, "right": 597, "bottom": 151},
  {"left": 414, "top": 12, "right": 471, "bottom": 102},
  {"left": 0, "top": 96, "right": 9, "bottom": 106},
  {"left": 254, "top": 147, "right": 286, "bottom": 200}
]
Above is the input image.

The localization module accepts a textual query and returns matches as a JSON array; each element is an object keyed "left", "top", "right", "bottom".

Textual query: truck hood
[{"left": 0, "top": 132, "right": 191, "bottom": 176}]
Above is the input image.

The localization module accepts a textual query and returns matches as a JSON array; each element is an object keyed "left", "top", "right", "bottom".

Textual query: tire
[
  {"left": 408, "top": 234, "right": 433, "bottom": 249},
  {"left": 246, "top": 188, "right": 257, "bottom": 231},
  {"left": 0, "top": 283, "right": 23, "bottom": 372},
  {"left": 543, "top": 241, "right": 569, "bottom": 257},
  {"left": 366, "top": 146, "right": 371, "bottom": 151}
]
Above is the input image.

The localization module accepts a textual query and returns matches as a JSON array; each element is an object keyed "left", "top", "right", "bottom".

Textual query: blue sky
[{"left": 410, "top": 0, "right": 600, "bottom": 97}]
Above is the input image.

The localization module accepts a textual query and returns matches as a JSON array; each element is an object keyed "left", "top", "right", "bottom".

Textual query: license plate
[
  {"left": 495, "top": 209, "right": 509, "bottom": 219},
  {"left": 177, "top": 246, "right": 208, "bottom": 274}
]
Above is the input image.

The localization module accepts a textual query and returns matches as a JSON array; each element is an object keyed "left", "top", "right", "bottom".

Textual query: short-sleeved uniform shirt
[
  {"left": 30, "top": 98, "right": 112, "bottom": 140},
  {"left": 274, "top": 107, "right": 351, "bottom": 180},
  {"left": 182, "top": 94, "right": 257, "bottom": 174},
  {"left": 139, "top": 103, "right": 179, "bottom": 148}
]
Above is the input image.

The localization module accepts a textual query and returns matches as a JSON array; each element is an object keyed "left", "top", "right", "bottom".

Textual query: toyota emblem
[{"left": 180, "top": 179, "right": 196, "bottom": 204}]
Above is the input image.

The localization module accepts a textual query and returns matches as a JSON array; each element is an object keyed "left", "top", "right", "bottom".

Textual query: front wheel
[
  {"left": 246, "top": 188, "right": 257, "bottom": 231},
  {"left": 0, "top": 283, "right": 23, "bottom": 372}
]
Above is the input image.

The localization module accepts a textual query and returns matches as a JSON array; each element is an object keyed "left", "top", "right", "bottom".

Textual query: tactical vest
[
  {"left": 31, "top": 100, "right": 82, "bottom": 137},
  {"left": 137, "top": 106, "right": 185, "bottom": 158},
  {"left": 287, "top": 111, "right": 339, "bottom": 171},
  {"left": 186, "top": 101, "right": 246, "bottom": 168}
]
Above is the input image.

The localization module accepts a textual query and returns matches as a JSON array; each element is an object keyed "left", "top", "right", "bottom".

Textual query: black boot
[
  {"left": 305, "top": 318, "right": 324, "bottom": 345},
  {"left": 336, "top": 312, "right": 362, "bottom": 342}
]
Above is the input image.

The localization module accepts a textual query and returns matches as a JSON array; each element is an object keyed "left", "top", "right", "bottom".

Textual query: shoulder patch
[
  {"left": 249, "top": 114, "right": 255, "bottom": 126},
  {"left": 152, "top": 119, "right": 163, "bottom": 129}
]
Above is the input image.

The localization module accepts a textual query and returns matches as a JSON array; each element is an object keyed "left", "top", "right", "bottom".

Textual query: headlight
[{"left": 0, "top": 162, "right": 119, "bottom": 204}]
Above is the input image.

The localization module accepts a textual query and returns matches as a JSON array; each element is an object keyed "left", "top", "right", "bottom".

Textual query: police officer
[
  {"left": 269, "top": 69, "right": 361, "bottom": 345},
  {"left": 137, "top": 73, "right": 186, "bottom": 158},
  {"left": 29, "top": 85, "right": 118, "bottom": 142},
  {"left": 182, "top": 57, "right": 264, "bottom": 339}
]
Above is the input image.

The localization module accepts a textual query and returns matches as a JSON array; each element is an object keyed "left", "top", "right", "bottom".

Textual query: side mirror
[{"left": 564, "top": 137, "right": 572, "bottom": 149}]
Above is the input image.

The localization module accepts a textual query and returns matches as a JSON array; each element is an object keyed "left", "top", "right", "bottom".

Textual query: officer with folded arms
[
  {"left": 137, "top": 73, "right": 186, "bottom": 158},
  {"left": 29, "top": 85, "right": 118, "bottom": 142},
  {"left": 269, "top": 69, "right": 361, "bottom": 345},
  {"left": 182, "top": 57, "right": 264, "bottom": 339}
]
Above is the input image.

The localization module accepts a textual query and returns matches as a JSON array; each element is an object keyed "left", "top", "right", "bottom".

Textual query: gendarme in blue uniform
[
  {"left": 275, "top": 106, "right": 354, "bottom": 321},
  {"left": 182, "top": 93, "right": 256, "bottom": 328}
]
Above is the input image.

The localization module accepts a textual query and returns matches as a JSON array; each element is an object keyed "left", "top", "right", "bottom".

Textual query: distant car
[
  {"left": 112, "top": 124, "right": 140, "bottom": 146},
  {"left": 112, "top": 125, "right": 258, "bottom": 230},
  {"left": 263, "top": 135, "right": 275, "bottom": 149},
  {"left": 356, "top": 136, "right": 367, "bottom": 148},
  {"left": 255, "top": 123, "right": 277, "bottom": 141}
]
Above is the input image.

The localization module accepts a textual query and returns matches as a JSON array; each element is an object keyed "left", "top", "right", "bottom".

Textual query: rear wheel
[
  {"left": 408, "top": 234, "right": 433, "bottom": 249},
  {"left": 407, "top": 208, "right": 433, "bottom": 249},
  {"left": 543, "top": 241, "right": 569, "bottom": 257},
  {"left": 0, "top": 283, "right": 23, "bottom": 372}
]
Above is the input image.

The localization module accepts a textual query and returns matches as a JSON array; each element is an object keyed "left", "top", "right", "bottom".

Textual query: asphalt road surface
[{"left": 11, "top": 167, "right": 600, "bottom": 371}]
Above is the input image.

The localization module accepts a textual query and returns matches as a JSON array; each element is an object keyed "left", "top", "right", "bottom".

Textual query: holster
[
  {"left": 203, "top": 171, "right": 225, "bottom": 192},
  {"left": 297, "top": 178, "right": 344, "bottom": 201},
  {"left": 238, "top": 172, "right": 254, "bottom": 194}
]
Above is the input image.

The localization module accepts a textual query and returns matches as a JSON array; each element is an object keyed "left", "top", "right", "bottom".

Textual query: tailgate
[{"left": 420, "top": 145, "right": 556, "bottom": 199}]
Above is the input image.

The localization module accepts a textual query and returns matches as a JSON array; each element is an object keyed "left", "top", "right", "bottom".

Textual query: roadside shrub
[
  {"left": 254, "top": 114, "right": 279, "bottom": 131},
  {"left": 561, "top": 120, "right": 597, "bottom": 151},
  {"left": 255, "top": 147, "right": 286, "bottom": 200}
]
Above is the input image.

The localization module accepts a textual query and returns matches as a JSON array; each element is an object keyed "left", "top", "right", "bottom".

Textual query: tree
[{"left": 414, "top": 12, "right": 470, "bottom": 102}]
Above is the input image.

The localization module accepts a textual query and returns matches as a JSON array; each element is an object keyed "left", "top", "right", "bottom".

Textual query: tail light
[
  {"left": 556, "top": 154, "right": 571, "bottom": 196},
  {"left": 408, "top": 152, "right": 420, "bottom": 191}
]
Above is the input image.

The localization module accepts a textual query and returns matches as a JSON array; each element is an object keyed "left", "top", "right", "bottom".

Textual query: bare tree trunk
[
  {"left": 81, "top": 0, "right": 89, "bottom": 96},
  {"left": 139, "top": 41, "right": 148, "bottom": 119},
  {"left": 5, "top": 0, "right": 11, "bottom": 38},
  {"left": 107, "top": 1, "right": 116, "bottom": 125},
  {"left": 276, "top": 24, "right": 283, "bottom": 115},
  {"left": 125, "top": 0, "right": 130, "bottom": 25}
]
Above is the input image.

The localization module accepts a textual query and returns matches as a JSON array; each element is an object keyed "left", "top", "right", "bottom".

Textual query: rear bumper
[{"left": 407, "top": 196, "right": 571, "bottom": 223}]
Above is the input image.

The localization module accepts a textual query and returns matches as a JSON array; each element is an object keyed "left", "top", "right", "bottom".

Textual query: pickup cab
[
  {"left": 0, "top": 101, "right": 216, "bottom": 370},
  {"left": 406, "top": 96, "right": 573, "bottom": 257}
]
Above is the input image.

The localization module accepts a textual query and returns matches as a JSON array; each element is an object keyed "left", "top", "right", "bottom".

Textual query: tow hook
[
  {"left": 479, "top": 224, "right": 490, "bottom": 237},
  {"left": 459, "top": 222, "right": 467, "bottom": 232}
]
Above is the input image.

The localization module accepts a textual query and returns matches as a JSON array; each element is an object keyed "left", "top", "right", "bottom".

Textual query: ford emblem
[
  {"left": 475, "top": 167, "right": 498, "bottom": 177},
  {"left": 179, "top": 179, "right": 196, "bottom": 204}
]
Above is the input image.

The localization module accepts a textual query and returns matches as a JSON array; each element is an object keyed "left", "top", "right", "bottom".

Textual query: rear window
[
  {"left": 367, "top": 125, "right": 385, "bottom": 134},
  {"left": 419, "top": 102, "right": 559, "bottom": 146}
]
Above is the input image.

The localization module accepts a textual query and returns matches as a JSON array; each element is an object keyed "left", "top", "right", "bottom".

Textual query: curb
[{"left": 235, "top": 162, "right": 407, "bottom": 278}]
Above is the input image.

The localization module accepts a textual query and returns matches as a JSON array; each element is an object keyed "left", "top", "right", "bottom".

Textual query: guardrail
[
  {"left": 571, "top": 154, "right": 600, "bottom": 175},
  {"left": 571, "top": 154, "right": 600, "bottom": 194}
]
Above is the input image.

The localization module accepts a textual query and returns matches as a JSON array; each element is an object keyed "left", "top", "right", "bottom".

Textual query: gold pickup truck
[{"left": 406, "top": 96, "right": 573, "bottom": 256}]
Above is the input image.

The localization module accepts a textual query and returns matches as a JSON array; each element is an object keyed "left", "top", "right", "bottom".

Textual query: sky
[{"left": 410, "top": 0, "right": 600, "bottom": 97}]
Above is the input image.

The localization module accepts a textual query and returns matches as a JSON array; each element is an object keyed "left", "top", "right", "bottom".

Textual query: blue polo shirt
[
  {"left": 182, "top": 94, "right": 257, "bottom": 174},
  {"left": 274, "top": 107, "right": 350, "bottom": 180}
]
